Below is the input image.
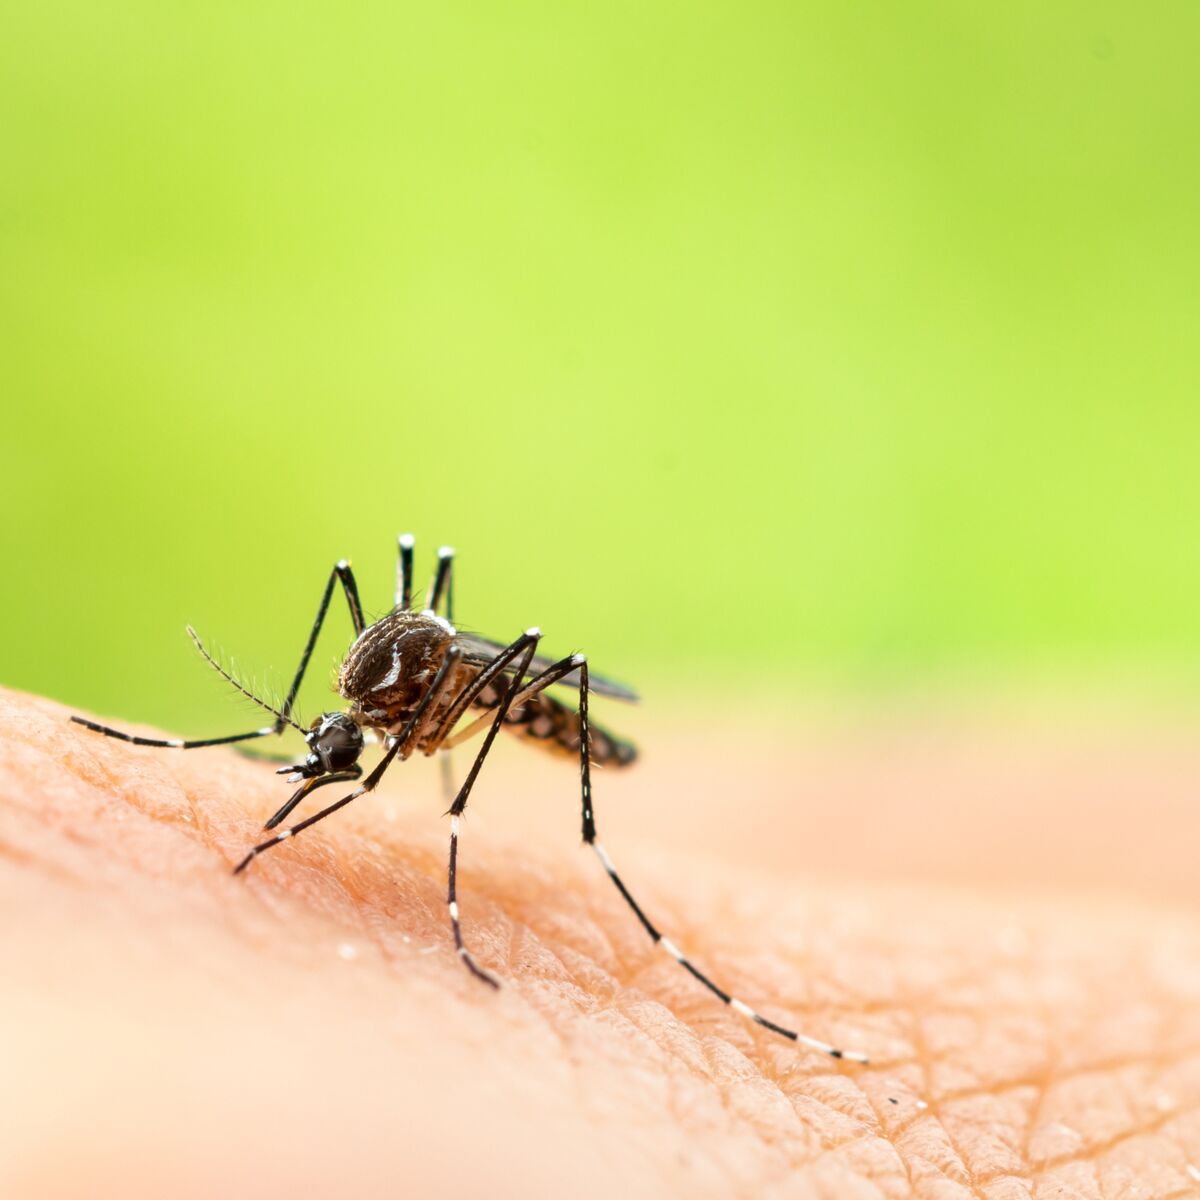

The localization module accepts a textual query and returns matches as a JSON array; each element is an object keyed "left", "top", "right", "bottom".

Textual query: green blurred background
[{"left": 4, "top": 2, "right": 1200, "bottom": 732}]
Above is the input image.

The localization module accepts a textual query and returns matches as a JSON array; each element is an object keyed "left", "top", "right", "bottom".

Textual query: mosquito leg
[
  {"left": 426, "top": 546, "right": 455, "bottom": 620},
  {"left": 69, "top": 715, "right": 278, "bottom": 750},
  {"left": 262, "top": 766, "right": 363, "bottom": 831},
  {"left": 446, "top": 814, "right": 498, "bottom": 987},
  {"left": 441, "top": 631, "right": 541, "bottom": 987},
  {"left": 396, "top": 533, "right": 415, "bottom": 610},
  {"left": 438, "top": 651, "right": 589, "bottom": 750},
  {"left": 437, "top": 650, "right": 635, "bottom": 769},
  {"left": 233, "top": 783, "right": 368, "bottom": 876},
  {"left": 71, "top": 560, "right": 366, "bottom": 751},
  {"left": 426, "top": 628, "right": 544, "bottom": 750},
  {"left": 233, "top": 647, "right": 462, "bottom": 874},
  {"left": 575, "top": 660, "right": 870, "bottom": 1063},
  {"left": 279, "top": 560, "right": 366, "bottom": 722}
]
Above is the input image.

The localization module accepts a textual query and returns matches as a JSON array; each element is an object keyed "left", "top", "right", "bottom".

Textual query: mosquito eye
[{"left": 314, "top": 714, "right": 363, "bottom": 772}]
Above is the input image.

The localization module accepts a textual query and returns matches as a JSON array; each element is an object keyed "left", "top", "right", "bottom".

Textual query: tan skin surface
[{"left": 4, "top": 686, "right": 1200, "bottom": 1199}]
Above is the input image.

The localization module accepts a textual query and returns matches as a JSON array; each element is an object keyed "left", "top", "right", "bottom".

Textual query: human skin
[{"left": 3, "top": 686, "right": 1200, "bottom": 1199}]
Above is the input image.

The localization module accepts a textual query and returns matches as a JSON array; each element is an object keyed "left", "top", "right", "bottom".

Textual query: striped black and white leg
[
  {"left": 262, "top": 765, "right": 363, "bottom": 831},
  {"left": 432, "top": 543, "right": 457, "bottom": 829},
  {"left": 427, "top": 628, "right": 544, "bottom": 751},
  {"left": 438, "top": 693, "right": 457, "bottom": 850},
  {"left": 441, "top": 630, "right": 542, "bottom": 987},
  {"left": 396, "top": 533, "right": 415, "bottom": 610},
  {"left": 232, "top": 647, "right": 461, "bottom": 875},
  {"left": 446, "top": 812, "right": 497, "bottom": 988},
  {"left": 70, "top": 626, "right": 292, "bottom": 749},
  {"left": 69, "top": 715, "right": 280, "bottom": 751},
  {"left": 576, "top": 659, "right": 869, "bottom": 1064},
  {"left": 437, "top": 650, "right": 590, "bottom": 751},
  {"left": 70, "top": 559, "right": 366, "bottom": 751},
  {"left": 426, "top": 545, "right": 455, "bottom": 619},
  {"left": 233, "top": 777, "right": 370, "bottom": 876},
  {"left": 279, "top": 560, "right": 366, "bottom": 717}
]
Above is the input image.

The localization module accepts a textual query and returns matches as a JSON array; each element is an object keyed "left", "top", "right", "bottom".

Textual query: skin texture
[{"left": 3, "top": 686, "right": 1200, "bottom": 1199}]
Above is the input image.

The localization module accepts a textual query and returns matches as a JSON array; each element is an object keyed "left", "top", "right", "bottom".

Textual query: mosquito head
[{"left": 303, "top": 711, "right": 365, "bottom": 775}]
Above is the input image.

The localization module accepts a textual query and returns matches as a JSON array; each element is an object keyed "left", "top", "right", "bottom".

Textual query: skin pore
[{"left": 3, "top": 686, "right": 1200, "bottom": 1199}]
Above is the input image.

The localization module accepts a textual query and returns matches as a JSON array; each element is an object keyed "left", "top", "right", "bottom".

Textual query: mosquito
[{"left": 70, "top": 535, "right": 870, "bottom": 1063}]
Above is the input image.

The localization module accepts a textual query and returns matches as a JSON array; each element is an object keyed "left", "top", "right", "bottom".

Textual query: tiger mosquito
[{"left": 70, "top": 536, "right": 870, "bottom": 1063}]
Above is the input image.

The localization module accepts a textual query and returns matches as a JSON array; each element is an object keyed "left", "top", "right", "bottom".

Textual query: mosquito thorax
[
  {"left": 305, "top": 711, "right": 365, "bottom": 774},
  {"left": 337, "top": 609, "right": 458, "bottom": 712}
]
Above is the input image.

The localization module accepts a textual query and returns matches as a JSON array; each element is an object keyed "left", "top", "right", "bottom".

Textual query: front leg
[
  {"left": 73, "top": 560, "right": 371, "bottom": 752},
  {"left": 279, "top": 560, "right": 366, "bottom": 721},
  {"left": 232, "top": 648, "right": 461, "bottom": 875},
  {"left": 262, "top": 766, "right": 363, "bottom": 831}
]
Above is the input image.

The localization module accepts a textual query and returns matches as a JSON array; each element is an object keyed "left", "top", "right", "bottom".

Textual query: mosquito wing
[{"left": 456, "top": 632, "right": 639, "bottom": 702}]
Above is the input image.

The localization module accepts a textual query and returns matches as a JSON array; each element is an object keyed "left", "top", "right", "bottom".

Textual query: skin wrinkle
[
  {"left": 1021, "top": 1004, "right": 1060, "bottom": 1172},
  {"left": 905, "top": 1009, "right": 983, "bottom": 1198},
  {"left": 1006, "top": 1107, "right": 1200, "bottom": 1189},
  {"left": 5, "top": 690, "right": 1200, "bottom": 1198}
]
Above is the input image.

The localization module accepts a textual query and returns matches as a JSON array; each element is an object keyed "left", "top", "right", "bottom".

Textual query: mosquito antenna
[{"left": 186, "top": 626, "right": 304, "bottom": 733}]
